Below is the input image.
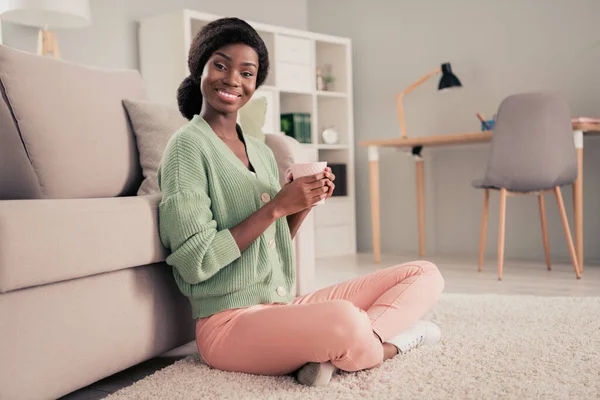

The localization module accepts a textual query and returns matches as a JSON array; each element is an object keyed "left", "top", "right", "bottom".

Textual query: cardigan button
[
  {"left": 261, "top": 193, "right": 271, "bottom": 203},
  {"left": 276, "top": 286, "right": 286, "bottom": 296},
  {"left": 268, "top": 239, "right": 276, "bottom": 249}
]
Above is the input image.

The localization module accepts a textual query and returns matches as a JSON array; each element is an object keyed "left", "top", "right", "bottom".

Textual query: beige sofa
[{"left": 0, "top": 45, "right": 314, "bottom": 400}]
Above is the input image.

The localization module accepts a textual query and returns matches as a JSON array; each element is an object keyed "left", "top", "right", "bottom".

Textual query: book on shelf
[
  {"left": 280, "top": 113, "right": 312, "bottom": 144},
  {"left": 303, "top": 114, "right": 311, "bottom": 143}
]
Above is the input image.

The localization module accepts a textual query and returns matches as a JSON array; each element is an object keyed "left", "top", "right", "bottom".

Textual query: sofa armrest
[
  {"left": 264, "top": 133, "right": 316, "bottom": 295},
  {"left": 0, "top": 194, "right": 167, "bottom": 293}
]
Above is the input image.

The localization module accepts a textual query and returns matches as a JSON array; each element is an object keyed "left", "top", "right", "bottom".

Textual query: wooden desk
[{"left": 360, "top": 118, "right": 600, "bottom": 271}]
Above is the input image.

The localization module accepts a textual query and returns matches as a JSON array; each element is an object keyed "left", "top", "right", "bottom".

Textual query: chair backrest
[{"left": 481, "top": 92, "right": 577, "bottom": 192}]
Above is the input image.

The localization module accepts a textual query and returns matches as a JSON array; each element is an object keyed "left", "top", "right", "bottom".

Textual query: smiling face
[{"left": 200, "top": 43, "right": 259, "bottom": 116}]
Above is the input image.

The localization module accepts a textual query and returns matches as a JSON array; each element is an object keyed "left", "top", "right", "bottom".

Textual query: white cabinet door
[
  {"left": 275, "top": 35, "right": 312, "bottom": 65},
  {"left": 316, "top": 226, "right": 355, "bottom": 257},
  {"left": 276, "top": 62, "right": 313, "bottom": 93}
]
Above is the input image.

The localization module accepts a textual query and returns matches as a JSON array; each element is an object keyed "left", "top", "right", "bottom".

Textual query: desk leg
[
  {"left": 415, "top": 157, "right": 426, "bottom": 257},
  {"left": 368, "top": 146, "right": 381, "bottom": 263},
  {"left": 573, "top": 130, "right": 584, "bottom": 272}
]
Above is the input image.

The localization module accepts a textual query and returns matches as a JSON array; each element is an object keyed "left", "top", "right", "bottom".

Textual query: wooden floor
[
  {"left": 315, "top": 253, "right": 599, "bottom": 296},
  {"left": 59, "top": 254, "right": 600, "bottom": 399}
]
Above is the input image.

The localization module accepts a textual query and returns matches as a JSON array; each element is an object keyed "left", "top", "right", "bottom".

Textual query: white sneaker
[
  {"left": 295, "top": 361, "right": 337, "bottom": 387},
  {"left": 386, "top": 320, "right": 441, "bottom": 354}
]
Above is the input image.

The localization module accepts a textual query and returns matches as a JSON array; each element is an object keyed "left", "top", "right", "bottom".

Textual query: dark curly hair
[{"left": 177, "top": 17, "right": 270, "bottom": 120}]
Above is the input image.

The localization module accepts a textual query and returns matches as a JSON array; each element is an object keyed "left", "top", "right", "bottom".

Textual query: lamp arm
[
  {"left": 400, "top": 67, "right": 442, "bottom": 97},
  {"left": 395, "top": 67, "right": 442, "bottom": 139}
]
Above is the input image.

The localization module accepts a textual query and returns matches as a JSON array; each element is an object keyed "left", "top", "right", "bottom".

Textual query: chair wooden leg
[
  {"left": 498, "top": 188, "right": 507, "bottom": 281},
  {"left": 478, "top": 189, "right": 490, "bottom": 272},
  {"left": 554, "top": 186, "right": 582, "bottom": 279},
  {"left": 538, "top": 194, "right": 551, "bottom": 271}
]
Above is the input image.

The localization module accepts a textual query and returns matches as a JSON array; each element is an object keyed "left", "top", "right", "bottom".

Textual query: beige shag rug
[{"left": 106, "top": 294, "right": 600, "bottom": 400}]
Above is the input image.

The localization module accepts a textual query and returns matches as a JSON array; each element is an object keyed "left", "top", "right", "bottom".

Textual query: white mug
[{"left": 285, "top": 161, "right": 328, "bottom": 205}]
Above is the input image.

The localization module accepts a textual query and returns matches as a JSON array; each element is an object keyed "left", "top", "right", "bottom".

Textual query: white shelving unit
[{"left": 139, "top": 10, "right": 356, "bottom": 258}]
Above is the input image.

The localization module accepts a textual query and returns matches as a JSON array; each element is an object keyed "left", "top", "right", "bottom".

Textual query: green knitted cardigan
[{"left": 158, "top": 115, "right": 295, "bottom": 319}]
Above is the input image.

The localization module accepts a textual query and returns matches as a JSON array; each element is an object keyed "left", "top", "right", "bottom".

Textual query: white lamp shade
[{"left": 0, "top": 0, "right": 90, "bottom": 29}]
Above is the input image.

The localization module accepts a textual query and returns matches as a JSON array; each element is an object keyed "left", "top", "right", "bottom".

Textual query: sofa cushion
[
  {"left": 0, "top": 195, "right": 168, "bottom": 293},
  {"left": 0, "top": 45, "right": 147, "bottom": 199},
  {"left": 122, "top": 99, "right": 187, "bottom": 195},
  {"left": 0, "top": 78, "right": 42, "bottom": 200}
]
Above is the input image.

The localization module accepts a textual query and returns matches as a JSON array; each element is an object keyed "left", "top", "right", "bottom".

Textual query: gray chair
[{"left": 473, "top": 92, "right": 581, "bottom": 280}]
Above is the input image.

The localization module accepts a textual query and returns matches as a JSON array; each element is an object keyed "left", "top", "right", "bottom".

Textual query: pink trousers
[{"left": 196, "top": 261, "right": 444, "bottom": 375}]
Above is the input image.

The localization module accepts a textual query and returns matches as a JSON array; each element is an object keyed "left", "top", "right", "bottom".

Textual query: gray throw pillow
[{"left": 123, "top": 99, "right": 187, "bottom": 195}]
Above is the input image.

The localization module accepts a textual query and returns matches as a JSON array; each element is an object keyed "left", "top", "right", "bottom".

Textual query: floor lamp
[
  {"left": 0, "top": 0, "right": 90, "bottom": 59},
  {"left": 394, "top": 63, "right": 462, "bottom": 257}
]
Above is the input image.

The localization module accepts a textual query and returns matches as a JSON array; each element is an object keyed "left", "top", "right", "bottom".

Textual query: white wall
[
  {"left": 308, "top": 0, "right": 600, "bottom": 263},
  {"left": 1, "top": 0, "right": 308, "bottom": 69}
]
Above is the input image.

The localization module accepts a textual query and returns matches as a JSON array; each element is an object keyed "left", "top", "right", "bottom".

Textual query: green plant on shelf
[{"left": 322, "top": 64, "right": 335, "bottom": 91}]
